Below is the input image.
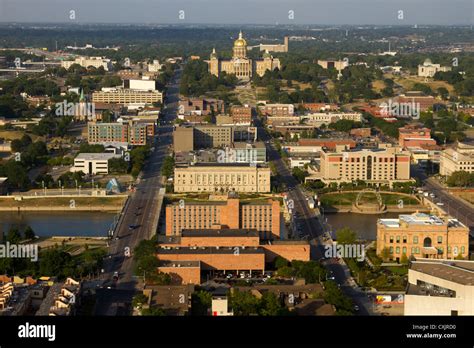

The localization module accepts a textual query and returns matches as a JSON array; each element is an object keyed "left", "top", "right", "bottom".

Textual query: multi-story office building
[
  {"left": 398, "top": 124, "right": 436, "bottom": 148},
  {"left": 174, "top": 163, "right": 271, "bottom": 193},
  {"left": 230, "top": 105, "right": 253, "bottom": 124},
  {"left": 92, "top": 88, "right": 163, "bottom": 105},
  {"left": 165, "top": 197, "right": 281, "bottom": 239},
  {"left": 301, "top": 112, "right": 363, "bottom": 126},
  {"left": 440, "top": 141, "right": 474, "bottom": 176},
  {"left": 123, "top": 79, "right": 159, "bottom": 91},
  {"left": 376, "top": 213, "right": 469, "bottom": 262},
  {"left": 88, "top": 121, "right": 150, "bottom": 146},
  {"left": 405, "top": 259, "right": 474, "bottom": 316},
  {"left": 156, "top": 228, "right": 310, "bottom": 284},
  {"left": 222, "top": 142, "right": 267, "bottom": 164},
  {"left": 61, "top": 56, "right": 112, "bottom": 71},
  {"left": 178, "top": 98, "right": 224, "bottom": 117},
  {"left": 316, "top": 144, "right": 411, "bottom": 187},
  {"left": 257, "top": 36, "right": 289, "bottom": 53},
  {"left": 259, "top": 103, "right": 295, "bottom": 117},
  {"left": 173, "top": 125, "right": 257, "bottom": 152},
  {"left": 70, "top": 153, "right": 121, "bottom": 175},
  {"left": 207, "top": 31, "right": 280, "bottom": 80}
]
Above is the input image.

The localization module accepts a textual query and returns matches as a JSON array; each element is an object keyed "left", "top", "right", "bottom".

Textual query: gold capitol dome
[{"left": 234, "top": 31, "right": 247, "bottom": 47}]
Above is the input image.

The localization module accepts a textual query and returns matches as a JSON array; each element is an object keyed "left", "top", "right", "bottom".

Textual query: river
[
  {"left": 0, "top": 211, "right": 116, "bottom": 237},
  {"left": 324, "top": 212, "right": 411, "bottom": 241}
]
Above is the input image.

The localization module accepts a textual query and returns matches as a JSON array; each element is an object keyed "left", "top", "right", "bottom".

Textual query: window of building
[
  {"left": 437, "top": 236, "right": 442, "bottom": 244},
  {"left": 413, "top": 236, "right": 418, "bottom": 244}
]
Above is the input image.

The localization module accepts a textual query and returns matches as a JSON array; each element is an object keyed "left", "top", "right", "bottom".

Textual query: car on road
[
  {"left": 113, "top": 271, "right": 119, "bottom": 281},
  {"left": 429, "top": 193, "right": 436, "bottom": 198},
  {"left": 354, "top": 305, "right": 360, "bottom": 311},
  {"left": 128, "top": 224, "right": 139, "bottom": 230},
  {"left": 436, "top": 202, "right": 444, "bottom": 206}
]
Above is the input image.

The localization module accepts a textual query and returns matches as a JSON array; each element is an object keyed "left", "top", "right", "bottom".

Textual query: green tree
[
  {"left": 335, "top": 227, "right": 357, "bottom": 245},
  {"left": 6, "top": 226, "right": 22, "bottom": 244},
  {"left": 191, "top": 290, "right": 212, "bottom": 316},
  {"left": 24, "top": 226, "right": 36, "bottom": 240}
]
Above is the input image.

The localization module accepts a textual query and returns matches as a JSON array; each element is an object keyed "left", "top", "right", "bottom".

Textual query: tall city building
[
  {"left": 207, "top": 31, "right": 280, "bottom": 80},
  {"left": 315, "top": 145, "right": 411, "bottom": 187},
  {"left": 165, "top": 197, "right": 281, "bottom": 239}
]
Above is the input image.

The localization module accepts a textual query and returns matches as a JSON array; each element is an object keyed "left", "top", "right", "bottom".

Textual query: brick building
[{"left": 165, "top": 198, "right": 281, "bottom": 239}]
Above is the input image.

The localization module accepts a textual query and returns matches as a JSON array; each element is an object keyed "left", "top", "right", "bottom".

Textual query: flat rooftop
[
  {"left": 75, "top": 153, "right": 119, "bottom": 161},
  {"left": 378, "top": 213, "right": 465, "bottom": 228},
  {"left": 159, "top": 260, "right": 201, "bottom": 268},
  {"left": 181, "top": 229, "right": 259, "bottom": 238},
  {"left": 157, "top": 246, "right": 264, "bottom": 255},
  {"left": 176, "top": 163, "right": 266, "bottom": 168},
  {"left": 410, "top": 260, "right": 474, "bottom": 286}
]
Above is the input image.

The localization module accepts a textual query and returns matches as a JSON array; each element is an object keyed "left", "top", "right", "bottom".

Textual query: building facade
[
  {"left": 316, "top": 145, "right": 411, "bottom": 187},
  {"left": 207, "top": 31, "right": 280, "bottom": 80},
  {"left": 418, "top": 59, "right": 452, "bottom": 77},
  {"left": 165, "top": 197, "right": 281, "bottom": 239},
  {"left": 92, "top": 88, "right": 163, "bottom": 105},
  {"left": 61, "top": 56, "right": 112, "bottom": 71},
  {"left": 174, "top": 163, "right": 271, "bottom": 193},
  {"left": 376, "top": 213, "right": 469, "bottom": 261},
  {"left": 440, "top": 141, "right": 474, "bottom": 176},
  {"left": 70, "top": 153, "right": 120, "bottom": 175},
  {"left": 405, "top": 260, "right": 474, "bottom": 315}
]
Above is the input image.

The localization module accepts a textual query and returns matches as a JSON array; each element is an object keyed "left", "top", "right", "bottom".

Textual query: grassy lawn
[
  {"left": 0, "top": 196, "right": 126, "bottom": 209},
  {"left": 320, "top": 192, "right": 420, "bottom": 206},
  {"left": 0, "top": 130, "right": 43, "bottom": 142}
]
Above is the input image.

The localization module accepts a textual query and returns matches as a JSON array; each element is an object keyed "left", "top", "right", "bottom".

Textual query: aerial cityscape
[{"left": 0, "top": 0, "right": 473, "bottom": 346}]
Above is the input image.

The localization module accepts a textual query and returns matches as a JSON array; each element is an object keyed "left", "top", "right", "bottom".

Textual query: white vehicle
[
  {"left": 436, "top": 202, "right": 444, "bottom": 206},
  {"left": 429, "top": 193, "right": 436, "bottom": 198},
  {"left": 423, "top": 192, "right": 429, "bottom": 197}
]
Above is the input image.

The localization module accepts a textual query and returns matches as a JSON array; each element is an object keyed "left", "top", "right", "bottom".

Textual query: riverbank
[
  {"left": 35, "top": 236, "right": 108, "bottom": 254},
  {"left": 0, "top": 195, "right": 127, "bottom": 212}
]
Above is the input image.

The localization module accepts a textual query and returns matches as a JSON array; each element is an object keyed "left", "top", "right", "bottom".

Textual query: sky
[{"left": 0, "top": 0, "right": 472, "bottom": 25}]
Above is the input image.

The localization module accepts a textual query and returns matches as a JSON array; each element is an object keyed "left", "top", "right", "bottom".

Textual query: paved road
[
  {"left": 411, "top": 165, "right": 474, "bottom": 231},
  {"left": 259, "top": 126, "right": 373, "bottom": 315},
  {"left": 99, "top": 67, "right": 181, "bottom": 299}
]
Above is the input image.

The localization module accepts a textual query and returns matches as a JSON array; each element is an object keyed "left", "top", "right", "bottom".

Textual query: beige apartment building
[
  {"left": 440, "top": 141, "right": 474, "bottom": 176},
  {"left": 92, "top": 89, "right": 163, "bottom": 105},
  {"left": 405, "top": 259, "right": 474, "bottom": 316},
  {"left": 376, "top": 213, "right": 469, "bottom": 261},
  {"left": 165, "top": 197, "right": 281, "bottom": 239},
  {"left": 315, "top": 145, "right": 411, "bottom": 187},
  {"left": 174, "top": 163, "right": 271, "bottom": 193}
]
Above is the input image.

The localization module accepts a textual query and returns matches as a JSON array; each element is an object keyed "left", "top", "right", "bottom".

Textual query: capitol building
[{"left": 207, "top": 31, "right": 281, "bottom": 80}]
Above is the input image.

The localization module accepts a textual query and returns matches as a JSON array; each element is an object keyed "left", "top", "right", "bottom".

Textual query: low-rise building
[
  {"left": 440, "top": 140, "right": 474, "bottom": 176},
  {"left": 418, "top": 58, "right": 452, "bottom": 78},
  {"left": 405, "top": 259, "right": 474, "bottom": 315},
  {"left": 301, "top": 112, "right": 363, "bottom": 126},
  {"left": 376, "top": 213, "right": 469, "bottom": 261},
  {"left": 258, "top": 103, "right": 295, "bottom": 117},
  {"left": 71, "top": 153, "right": 121, "bottom": 175},
  {"left": 178, "top": 98, "right": 224, "bottom": 117},
  {"left": 61, "top": 56, "right": 112, "bottom": 71}
]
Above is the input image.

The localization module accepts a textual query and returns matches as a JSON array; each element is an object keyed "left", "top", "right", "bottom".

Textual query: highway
[
  {"left": 259, "top": 126, "right": 373, "bottom": 315},
  {"left": 96, "top": 67, "right": 180, "bottom": 312}
]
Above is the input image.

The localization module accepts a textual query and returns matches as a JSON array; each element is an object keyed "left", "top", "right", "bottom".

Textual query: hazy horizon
[{"left": 0, "top": 0, "right": 472, "bottom": 25}]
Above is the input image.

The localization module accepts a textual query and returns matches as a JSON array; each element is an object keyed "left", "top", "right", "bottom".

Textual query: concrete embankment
[{"left": 0, "top": 195, "right": 128, "bottom": 212}]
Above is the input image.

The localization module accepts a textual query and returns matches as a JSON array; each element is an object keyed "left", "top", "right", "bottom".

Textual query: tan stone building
[
  {"left": 207, "top": 31, "right": 280, "bottom": 80},
  {"left": 440, "top": 140, "right": 474, "bottom": 176},
  {"left": 314, "top": 145, "right": 411, "bottom": 187},
  {"left": 376, "top": 213, "right": 469, "bottom": 261},
  {"left": 165, "top": 197, "right": 281, "bottom": 239},
  {"left": 174, "top": 163, "right": 271, "bottom": 193}
]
